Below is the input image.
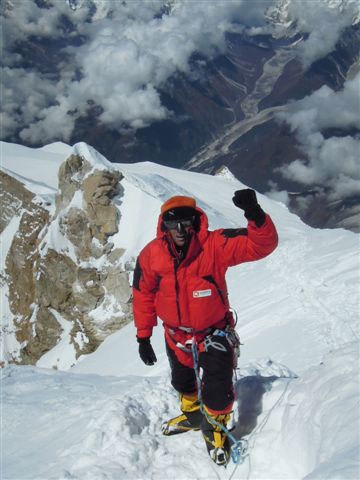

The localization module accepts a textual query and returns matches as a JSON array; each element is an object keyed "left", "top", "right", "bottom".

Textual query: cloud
[
  {"left": 287, "top": 0, "right": 359, "bottom": 69},
  {"left": 265, "top": 184, "right": 290, "bottom": 205},
  {"left": 19, "top": 96, "right": 75, "bottom": 144},
  {"left": 275, "top": 72, "right": 360, "bottom": 201},
  {"left": 2, "top": 0, "right": 276, "bottom": 143},
  {"left": 2, "top": 0, "right": 91, "bottom": 53},
  {"left": 1, "top": 66, "right": 63, "bottom": 140},
  {"left": 1, "top": 0, "right": 358, "bottom": 145},
  {"left": 62, "top": 0, "right": 273, "bottom": 129},
  {"left": 65, "top": 1, "right": 252, "bottom": 128}
]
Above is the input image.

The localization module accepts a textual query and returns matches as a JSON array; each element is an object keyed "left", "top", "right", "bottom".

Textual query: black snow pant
[{"left": 166, "top": 332, "right": 235, "bottom": 413}]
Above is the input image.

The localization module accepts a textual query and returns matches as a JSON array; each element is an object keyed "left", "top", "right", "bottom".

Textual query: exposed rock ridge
[{"left": 2, "top": 151, "right": 132, "bottom": 368}]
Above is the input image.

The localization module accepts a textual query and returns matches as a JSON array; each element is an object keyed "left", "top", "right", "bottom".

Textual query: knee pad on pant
[
  {"left": 199, "top": 334, "right": 235, "bottom": 412},
  {"left": 166, "top": 341, "right": 197, "bottom": 393}
]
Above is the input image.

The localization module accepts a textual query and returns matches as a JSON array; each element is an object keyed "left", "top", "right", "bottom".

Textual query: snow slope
[{"left": 1, "top": 141, "right": 359, "bottom": 479}]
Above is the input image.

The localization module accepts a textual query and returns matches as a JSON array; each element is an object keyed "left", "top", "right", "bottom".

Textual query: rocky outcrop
[
  {"left": 56, "top": 154, "right": 92, "bottom": 212},
  {"left": 20, "top": 307, "right": 62, "bottom": 365},
  {"left": 82, "top": 169, "right": 122, "bottom": 243},
  {"left": 1, "top": 171, "right": 52, "bottom": 364},
  {"left": 6, "top": 204, "right": 50, "bottom": 319},
  {"left": 0, "top": 170, "right": 36, "bottom": 233},
  {"left": 2, "top": 150, "right": 132, "bottom": 368}
]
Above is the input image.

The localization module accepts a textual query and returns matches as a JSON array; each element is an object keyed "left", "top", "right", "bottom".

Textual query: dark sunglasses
[{"left": 163, "top": 216, "right": 195, "bottom": 230}]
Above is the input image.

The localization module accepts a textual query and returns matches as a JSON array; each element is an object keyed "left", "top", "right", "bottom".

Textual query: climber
[{"left": 132, "top": 189, "right": 278, "bottom": 466}]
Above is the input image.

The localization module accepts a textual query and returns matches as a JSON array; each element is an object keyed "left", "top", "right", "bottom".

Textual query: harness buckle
[
  {"left": 168, "top": 325, "right": 212, "bottom": 335},
  {"left": 178, "top": 326, "right": 194, "bottom": 333},
  {"left": 175, "top": 340, "right": 194, "bottom": 352}
]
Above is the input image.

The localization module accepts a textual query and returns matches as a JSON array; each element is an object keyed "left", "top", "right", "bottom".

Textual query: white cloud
[
  {"left": 63, "top": 0, "right": 261, "bottom": 129},
  {"left": 1, "top": 0, "right": 275, "bottom": 142},
  {"left": 265, "top": 188, "right": 290, "bottom": 205},
  {"left": 287, "top": 0, "right": 359, "bottom": 69},
  {"left": 1, "top": 66, "right": 62, "bottom": 139},
  {"left": 19, "top": 96, "right": 75, "bottom": 144},
  {"left": 2, "top": 0, "right": 91, "bottom": 50},
  {"left": 276, "top": 72, "right": 360, "bottom": 201},
  {"left": 279, "top": 75, "right": 360, "bottom": 134},
  {"left": 1, "top": 0, "right": 358, "bottom": 144}
]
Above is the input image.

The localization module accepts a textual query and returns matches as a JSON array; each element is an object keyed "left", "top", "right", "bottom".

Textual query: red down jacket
[{"left": 133, "top": 206, "right": 278, "bottom": 366}]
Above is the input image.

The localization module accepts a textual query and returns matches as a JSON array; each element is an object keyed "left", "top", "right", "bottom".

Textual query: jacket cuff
[{"left": 137, "top": 328, "right": 153, "bottom": 338}]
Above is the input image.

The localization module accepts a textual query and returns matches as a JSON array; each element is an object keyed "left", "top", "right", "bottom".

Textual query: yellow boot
[
  {"left": 161, "top": 392, "right": 203, "bottom": 436},
  {"left": 200, "top": 407, "right": 231, "bottom": 466}
]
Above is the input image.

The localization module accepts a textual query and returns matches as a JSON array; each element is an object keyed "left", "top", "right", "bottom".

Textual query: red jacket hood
[{"left": 156, "top": 205, "right": 209, "bottom": 244}]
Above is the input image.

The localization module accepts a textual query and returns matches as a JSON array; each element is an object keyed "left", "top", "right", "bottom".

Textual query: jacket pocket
[
  {"left": 186, "top": 275, "right": 227, "bottom": 329},
  {"left": 202, "top": 275, "right": 226, "bottom": 304}
]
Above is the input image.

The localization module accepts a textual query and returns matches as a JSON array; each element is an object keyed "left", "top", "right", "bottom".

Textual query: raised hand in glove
[
  {"left": 137, "top": 337, "right": 157, "bottom": 365},
  {"left": 232, "top": 189, "right": 266, "bottom": 227}
]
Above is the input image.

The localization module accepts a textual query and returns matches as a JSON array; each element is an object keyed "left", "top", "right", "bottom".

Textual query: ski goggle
[{"left": 163, "top": 216, "right": 195, "bottom": 230}]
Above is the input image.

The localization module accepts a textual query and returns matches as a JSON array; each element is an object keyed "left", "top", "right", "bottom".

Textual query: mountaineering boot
[
  {"left": 161, "top": 392, "right": 203, "bottom": 435},
  {"left": 200, "top": 407, "right": 231, "bottom": 466}
]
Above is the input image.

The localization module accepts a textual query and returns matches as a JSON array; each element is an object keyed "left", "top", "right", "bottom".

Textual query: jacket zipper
[
  {"left": 165, "top": 235, "right": 184, "bottom": 325},
  {"left": 174, "top": 258, "right": 182, "bottom": 325}
]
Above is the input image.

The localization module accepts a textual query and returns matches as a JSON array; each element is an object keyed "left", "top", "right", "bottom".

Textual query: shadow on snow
[{"left": 232, "top": 375, "right": 280, "bottom": 440}]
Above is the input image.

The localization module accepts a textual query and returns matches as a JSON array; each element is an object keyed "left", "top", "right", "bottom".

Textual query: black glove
[
  {"left": 232, "top": 189, "right": 266, "bottom": 227},
  {"left": 137, "top": 337, "right": 157, "bottom": 365}
]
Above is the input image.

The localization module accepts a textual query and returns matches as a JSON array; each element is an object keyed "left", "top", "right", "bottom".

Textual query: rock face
[
  {"left": 2, "top": 152, "right": 132, "bottom": 368},
  {"left": 0, "top": 170, "right": 36, "bottom": 233},
  {"left": 82, "top": 170, "right": 121, "bottom": 242}
]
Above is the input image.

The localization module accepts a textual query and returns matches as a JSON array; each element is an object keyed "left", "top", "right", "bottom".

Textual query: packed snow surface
[{"left": 1, "top": 141, "right": 359, "bottom": 479}]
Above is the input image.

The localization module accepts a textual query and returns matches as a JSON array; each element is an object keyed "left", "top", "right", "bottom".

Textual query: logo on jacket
[{"left": 193, "top": 289, "right": 212, "bottom": 298}]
